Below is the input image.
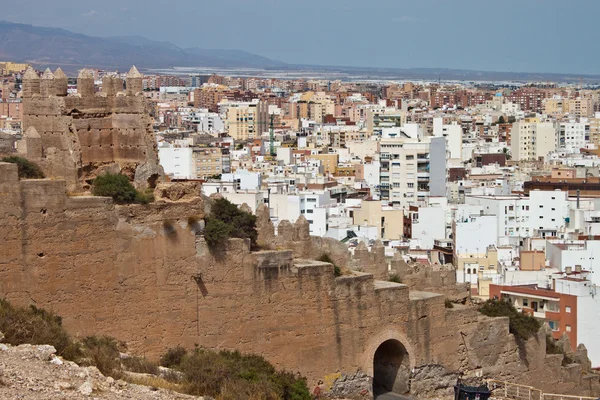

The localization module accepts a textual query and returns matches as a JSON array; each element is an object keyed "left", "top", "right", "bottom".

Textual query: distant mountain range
[
  {"left": 0, "top": 21, "right": 286, "bottom": 71},
  {"left": 1, "top": 20, "right": 600, "bottom": 83}
]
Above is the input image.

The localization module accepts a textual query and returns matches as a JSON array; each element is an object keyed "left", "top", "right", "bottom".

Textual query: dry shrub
[
  {"left": 0, "top": 298, "right": 81, "bottom": 360},
  {"left": 122, "top": 356, "right": 159, "bottom": 375},
  {"left": 161, "top": 346, "right": 310, "bottom": 400}
]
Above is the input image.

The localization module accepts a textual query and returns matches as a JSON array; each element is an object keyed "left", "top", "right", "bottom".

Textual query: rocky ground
[{"left": 0, "top": 342, "right": 201, "bottom": 399}]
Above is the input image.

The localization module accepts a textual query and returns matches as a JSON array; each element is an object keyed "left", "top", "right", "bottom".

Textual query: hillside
[{"left": 0, "top": 21, "right": 285, "bottom": 70}]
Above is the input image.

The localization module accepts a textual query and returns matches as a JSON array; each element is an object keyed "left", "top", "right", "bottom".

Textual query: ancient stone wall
[
  {"left": 391, "top": 257, "right": 470, "bottom": 302},
  {"left": 18, "top": 67, "right": 162, "bottom": 191},
  {"left": 1, "top": 169, "right": 598, "bottom": 398}
]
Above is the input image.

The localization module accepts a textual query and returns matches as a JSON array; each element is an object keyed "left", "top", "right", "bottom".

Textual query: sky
[{"left": 4, "top": 0, "right": 600, "bottom": 74}]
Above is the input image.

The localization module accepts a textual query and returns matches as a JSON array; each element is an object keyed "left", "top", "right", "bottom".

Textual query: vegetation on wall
[
  {"left": 478, "top": 298, "right": 540, "bottom": 341},
  {"left": 91, "top": 173, "right": 154, "bottom": 204},
  {"left": 1, "top": 156, "right": 45, "bottom": 179},
  {"left": 204, "top": 197, "right": 258, "bottom": 248},
  {"left": 318, "top": 253, "right": 342, "bottom": 277}
]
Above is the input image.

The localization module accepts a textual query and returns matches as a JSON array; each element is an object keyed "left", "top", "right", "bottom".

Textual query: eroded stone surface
[{"left": 0, "top": 344, "right": 197, "bottom": 399}]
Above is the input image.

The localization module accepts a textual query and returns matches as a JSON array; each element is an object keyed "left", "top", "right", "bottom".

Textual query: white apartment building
[
  {"left": 546, "top": 240, "right": 600, "bottom": 286},
  {"left": 453, "top": 211, "right": 499, "bottom": 257},
  {"left": 158, "top": 146, "right": 194, "bottom": 179},
  {"left": 558, "top": 120, "right": 590, "bottom": 153},
  {"left": 221, "top": 169, "right": 262, "bottom": 191},
  {"left": 554, "top": 276, "right": 600, "bottom": 367},
  {"left": 270, "top": 191, "right": 336, "bottom": 236},
  {"left": 433, "top": 118, "right": 462, "bottom": 160},
  {"left": 511, "top": 119, "right": 557, "bottom": 161},
  {"left": 379, "top": 138, "right": 431, "bottom": 207},
  {"left": 465, "top": 190, "right": 569, "bottom": 239},
  {"left": 409, "top": 202, "right": 447, "bottom": 249}
]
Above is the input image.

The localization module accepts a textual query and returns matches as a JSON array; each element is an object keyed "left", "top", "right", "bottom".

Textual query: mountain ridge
[
  {"left": 0, "top": 20, "right": 286, "bottom": 70},
  {"left": 1, "top": 20, "right": 600, "bottom": 83}
]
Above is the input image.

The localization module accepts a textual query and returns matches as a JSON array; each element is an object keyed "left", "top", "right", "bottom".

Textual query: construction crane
[{"left": 269, "top": 114, "right": 276, "bottom": 157}]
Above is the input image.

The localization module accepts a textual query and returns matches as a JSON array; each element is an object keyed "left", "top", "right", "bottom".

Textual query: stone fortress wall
[
  {"left": 18, "top": 66, "right": 163, "bottom": 192},
  {"left": 1, "top": 66, "right": 598, "bottom": 397},
  {"left": 1, "top": 161, "right": 598, "bottom": 398}
]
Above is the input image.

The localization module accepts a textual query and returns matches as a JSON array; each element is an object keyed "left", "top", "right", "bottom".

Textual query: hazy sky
[{"left": 5, "top": 0, "right": 600, "bottom": 74}]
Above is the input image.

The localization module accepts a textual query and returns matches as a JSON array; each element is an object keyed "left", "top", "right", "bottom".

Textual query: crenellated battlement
[{"left": 21, "top": 66, "right": 144, "bottom": 99}]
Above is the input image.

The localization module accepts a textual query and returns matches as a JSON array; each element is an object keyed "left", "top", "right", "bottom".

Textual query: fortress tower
[
  {"left": 126, "top": 65, "right": 143, "bottom": 95},
  {"left": 19, "top": 65, "right": 163, "bottom": 192},
  {"left": 39, "top": 68, "right": 55, "bottom": 97},
  {"left": 22, "top": 66, "right": 40, "bottom": 98},
  {"left": 53, "top": 68, "right": 68, "bottom": 96},
  {"left": 77, "top": 69, "right": 95, "bottom": 97},
  {"left": 102, "top": 74, "right": 123, "bottom": 96}
]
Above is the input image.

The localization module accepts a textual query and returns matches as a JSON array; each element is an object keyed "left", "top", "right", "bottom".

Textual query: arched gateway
[
  {"left": 361, "top": 329, "right": 415, "bottom": 397},
  {"left": 373, "top": 339, "right": 411, "bottom": 395}
]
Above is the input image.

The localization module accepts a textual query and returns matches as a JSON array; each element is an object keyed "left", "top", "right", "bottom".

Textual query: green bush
[
  {"left": 160, "top": 346, "right": 188, "bottom": 368},
  {"left": 0, "top": 298, "right": 80, "bottom": 360},
  {"left": 135, "top": 189, "right": 155, "bottom": 205},
  {"left": 388, "top": 274, "right": 402, "bottom": 283},
  {"left": 204, "top": 218, "right": 233, "bottom": 247},
  {"left": 444, "top": 299, "right": 454, "bottom": 308},
  {"left": 479, "top": 298, "right": 540, "bottom": 341},
  {"left": 175, "top": 348, "right": 310, "bottom": 400},
  {"left": 1, "top": 156, "right": 44, "bottom": 179},
  {"left": 91, "top": 173, "right": 154, "bottom": 205},
  {"left": 92, "top": 173, "right": 137, "bottom": 204},
  {"left": 204, "top": 198, "right": 257, "bottom": 248}
]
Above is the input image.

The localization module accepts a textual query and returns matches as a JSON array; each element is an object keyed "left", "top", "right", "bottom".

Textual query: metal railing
[
  {"left": 487, "top": 380, "right": 542, "bottom": 400},
  {"left": 487, "top": 380, "right": 596, "bottom": 400}
]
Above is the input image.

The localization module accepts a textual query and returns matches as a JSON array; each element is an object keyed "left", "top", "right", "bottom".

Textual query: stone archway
[{"left": 372, "top": 339, "right": 411, "bottom": 396}]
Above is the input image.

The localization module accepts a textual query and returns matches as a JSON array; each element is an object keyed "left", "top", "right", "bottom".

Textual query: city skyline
[{"left": 4, "top": 0, "right": 600, "bottom": 75}]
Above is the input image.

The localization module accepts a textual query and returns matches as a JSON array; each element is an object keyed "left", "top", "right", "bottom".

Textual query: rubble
[{"left": 0, "top": 343, "right": 198, "bottom": 399}]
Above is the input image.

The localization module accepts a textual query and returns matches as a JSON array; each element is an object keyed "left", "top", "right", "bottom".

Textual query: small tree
[
  {"left": 1, "top": 156, "right": 44, "bottom": 179},
  {"left": 498, "top": 116, "right": 506, "bottom": 124},
  {"left": 204, "top": 198, "right": 258, "bottom": 248},
  {"left": 479, "top": 298, "right": 540, "bottom": 341},
  {"left": 92, "top": 173, "right": 137, "bottom": 204},
  {"left": 204, "top": 218, "right": 233, "bottom": 248}
]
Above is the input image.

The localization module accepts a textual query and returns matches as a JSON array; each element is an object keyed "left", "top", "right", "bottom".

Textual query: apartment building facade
[
  {"left": 510, "top": 118, "right": 557, "bottom": 161},
  {"left": 221, "top": 99, "right": 269, "bottom": 141}
]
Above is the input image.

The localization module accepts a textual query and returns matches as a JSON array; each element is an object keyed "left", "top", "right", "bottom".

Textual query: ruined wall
[
  {"left": 391, "top": 257, "right": 470, "bottom": 302},
  {"left": 19, "top": 67, "right": 162, "bottom": 191},
  {"left": 1, "top": 167, "right": 598, "bottom": 398}
]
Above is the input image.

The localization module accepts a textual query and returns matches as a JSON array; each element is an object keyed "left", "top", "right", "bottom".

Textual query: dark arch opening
[{"left": 373, "top": 339, "right": 411, "bottom": 397}]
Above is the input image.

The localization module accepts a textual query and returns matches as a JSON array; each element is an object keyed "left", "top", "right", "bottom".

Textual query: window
[
  {"left": 307, "top": 209, "right": 313, "bottom": 213},
  {"left": 548, "top": 320, "right": 559, "bottom": 331},
  {"left": 565, "top": 306, "right": 571, "bottom": 313},
  {"left": 523, "top": 298, "right": 529, "bottom": 307},
  {"left": 566, "top": 325, "right": 572, "bottom": 333}
]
